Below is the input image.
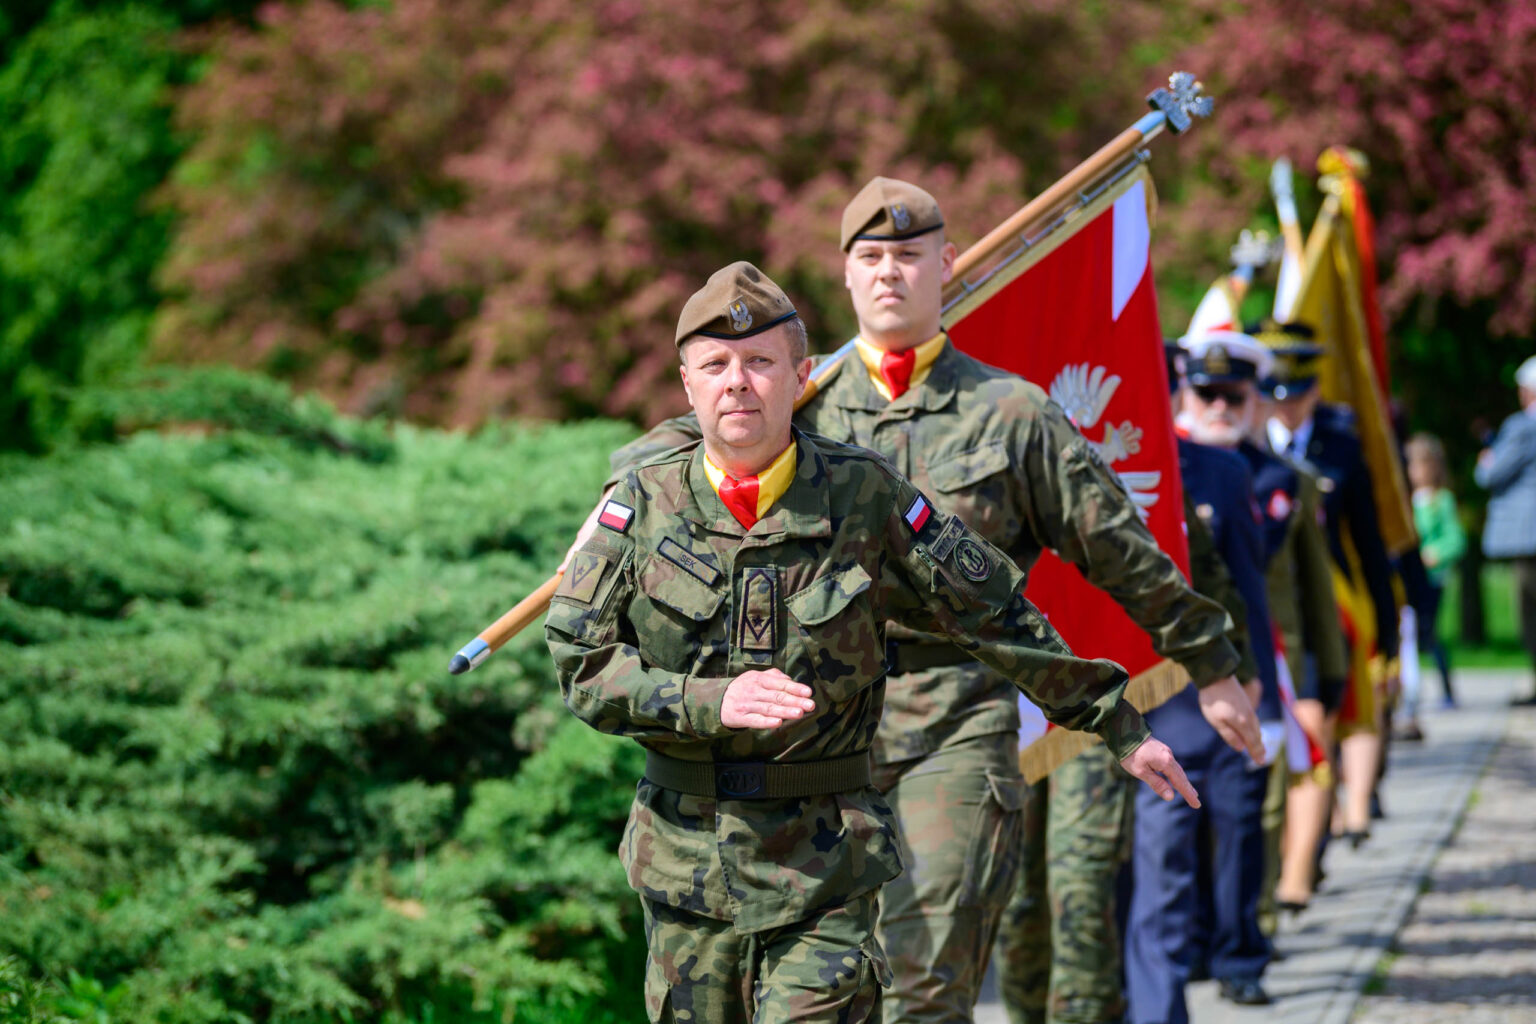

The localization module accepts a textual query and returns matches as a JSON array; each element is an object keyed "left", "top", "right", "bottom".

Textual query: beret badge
[{"left": 728, "top": 299, "right": 753, "bottom": 333}]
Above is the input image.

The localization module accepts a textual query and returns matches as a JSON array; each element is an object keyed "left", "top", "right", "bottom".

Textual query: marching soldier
[
  {"left": 597, "top": 179, "right": 1261, "bottom": 1023},
  {"left": 547, "top": 261, "right": 1199, "bottom": 1022},
  {"left": 1264, "top": 322, "right": 1399, "bottom": 844}
]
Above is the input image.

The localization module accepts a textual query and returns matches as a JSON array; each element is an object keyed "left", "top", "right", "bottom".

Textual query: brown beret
[
  {"left": 839, "top": 176, "right": 945, "bottom": 251},
  {"left": 675, "top": 261, "right": 798, "bottom": 347}
]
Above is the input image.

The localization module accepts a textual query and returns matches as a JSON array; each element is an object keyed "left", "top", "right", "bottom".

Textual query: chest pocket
[
  {"left": 927, "top": 440, "right": 1009, "bottom": 493},
  {"left": 636, "top": 555, "right": 727, "bottom": 673},
  {"left": 785, "top": 564, "right": 881, "bottom": 703}
]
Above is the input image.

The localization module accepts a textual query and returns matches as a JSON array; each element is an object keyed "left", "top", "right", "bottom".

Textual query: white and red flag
[{"left": 945, "top": 167, "right": 1192, "bottom": 780}]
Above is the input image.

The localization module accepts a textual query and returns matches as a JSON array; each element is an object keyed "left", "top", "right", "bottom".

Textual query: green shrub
[{"left": 0, "top": 375, "right": 647, "bottom": 1021}]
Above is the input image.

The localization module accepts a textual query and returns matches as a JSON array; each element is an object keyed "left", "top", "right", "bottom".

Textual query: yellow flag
[{"left": 1290, "top": 172, "right": 1417, "bottom": 555}]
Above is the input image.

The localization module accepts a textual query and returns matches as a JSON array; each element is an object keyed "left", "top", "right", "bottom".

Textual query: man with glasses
[{"left": 1125, "top": 330, "right": 1279, "bottom": 1017}]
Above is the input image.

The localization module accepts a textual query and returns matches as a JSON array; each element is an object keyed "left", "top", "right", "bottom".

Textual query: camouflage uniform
[
  {"left": 608, "top": 341, "right": 1239, "bottom": 1022},
  {"left": 552, "top": 429, "right": 1152, "bottom": 1023}
]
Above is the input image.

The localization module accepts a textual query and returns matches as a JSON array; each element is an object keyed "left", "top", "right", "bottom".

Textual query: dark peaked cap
[
  {"left": 840, "top": 176, "right": 945, "bottom": 251},
  {"left": 675, "top": 261, "right": 799, "bottom": 347}
]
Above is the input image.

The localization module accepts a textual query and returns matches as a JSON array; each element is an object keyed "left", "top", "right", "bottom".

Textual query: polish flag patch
[
  {"left": 903, "top": 495, "right": 932, "bottom": 533},
  {"left": 598, "top": 500, "right": 635, "bottom": 533}
]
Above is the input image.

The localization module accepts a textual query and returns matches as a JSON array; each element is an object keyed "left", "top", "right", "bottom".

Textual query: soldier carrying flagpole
[{"left": 582, "top": 72, "right": 1263, "bottom": 1023}]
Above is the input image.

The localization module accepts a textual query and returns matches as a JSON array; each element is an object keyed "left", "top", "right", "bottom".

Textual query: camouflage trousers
[
  {"left": 993, "top": 741, "right": 1135, "bottom": 1024},
  {"left": 870, "top": 732, "right": 1027, "bottom": 1024},
  {"left": 640, "top": 890, "right": 890, "bottom": 1023}
]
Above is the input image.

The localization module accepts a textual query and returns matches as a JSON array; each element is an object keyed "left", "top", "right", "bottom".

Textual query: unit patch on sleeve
[
  {"left": 952, "top": 538, "right": 993, "bottom": 582},
  {"left": 556, "top": 551, "right": 609, "bottom": 605},
  {"left": 597, "top": 500, "right": 635, "bottom": 533},
  {"left": 658, "top": 536, "right": 720, "bottom": 587}
]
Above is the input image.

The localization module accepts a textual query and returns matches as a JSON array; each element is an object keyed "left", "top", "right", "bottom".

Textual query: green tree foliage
[
  {"left": 0, "top": 6, "right": 185, "bottom": 451},
  {"left": 154, "top": 0, "right": 1177, "bottom": 428},
  {"left": 0, "top": 373, "right": 648, "bottom": 1022},
  {"left": 0, "top": 1, "right": 264, "bottom": 454}
]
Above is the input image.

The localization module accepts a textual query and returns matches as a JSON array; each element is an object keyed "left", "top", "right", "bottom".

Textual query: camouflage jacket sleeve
[
  {"left": 1185, "top": 491, "right": 1258, "bottom": 684},
  {"left": 1295, "top": 474, "right": 1349, "bottom": 686},
  {"left": 1013, "top": 401, "right": 1240, "bottom": 686},
  {"left": 875, "top": 467, "right": 1151, "bottom": 761},
  {"left": 543, "top": 488, "right": 735, "bottom": 741},
  {"left": 605, "top": 414, "right": 703, "bottom": 488}
]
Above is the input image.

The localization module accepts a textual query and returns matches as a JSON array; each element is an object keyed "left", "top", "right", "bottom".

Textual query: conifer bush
[{"left": 0, "top": 374, "right": 646, "bottom": 1022}]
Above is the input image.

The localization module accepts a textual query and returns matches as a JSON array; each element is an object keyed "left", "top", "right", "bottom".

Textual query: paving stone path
[{"left": 971, "top": 667, "right": 1532, "bottom": 1024}]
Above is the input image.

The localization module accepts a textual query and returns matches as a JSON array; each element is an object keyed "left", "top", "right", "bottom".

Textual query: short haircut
[{"left": 781, "top": 316, "right": 809, "bottom": 362}]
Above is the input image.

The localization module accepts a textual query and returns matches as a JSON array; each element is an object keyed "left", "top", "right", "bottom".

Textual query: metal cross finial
[
  {"left": 1230, "top": 229, "right": 1281, "bottom": 269},
  {"left": 1147, "top": 71, "right": 1214, "bottom": 135}
]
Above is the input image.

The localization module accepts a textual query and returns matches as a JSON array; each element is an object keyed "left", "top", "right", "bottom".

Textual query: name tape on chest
[
  {"left": 659, "top": 536, "right": 720, "bottom": 587},
  {"left": 598, "top": 500, "right": 635, "bottom": 533}
]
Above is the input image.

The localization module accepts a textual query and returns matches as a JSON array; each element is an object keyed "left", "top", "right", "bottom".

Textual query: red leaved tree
[
  {"left": 155, "top": 0, "right": 1178, "bottom": 426},
  {"left": 1160, "top": 0, "right": 1536, "bottom": 446}
]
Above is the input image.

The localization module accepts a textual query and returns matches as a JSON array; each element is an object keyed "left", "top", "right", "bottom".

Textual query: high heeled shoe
[{"left": 1342, "top": 829, "right": 1370, "bottom": 850}]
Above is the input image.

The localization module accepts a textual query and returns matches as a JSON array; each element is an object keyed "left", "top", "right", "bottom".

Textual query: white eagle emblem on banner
[{"left": 1049, "top": 362, "right": 1160, "bottom": 521}]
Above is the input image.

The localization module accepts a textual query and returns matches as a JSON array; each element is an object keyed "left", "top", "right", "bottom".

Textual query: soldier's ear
[
  {"left": 939, "top": 239, "right": 957, "bottom": 284},
  {"left": 794, "top": 357, "right": 812, "bottom": 398},
  {"left": 679, "top": 362, "right": 694, "bottom": 407}
]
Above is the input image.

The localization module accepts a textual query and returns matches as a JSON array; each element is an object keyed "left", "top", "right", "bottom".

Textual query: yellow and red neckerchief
[
  {"left": 855, "top": 332, "right": 947, "bottom": 401},
  {"left": 703, "top": 440, "right": 798, "bottom": 527}
]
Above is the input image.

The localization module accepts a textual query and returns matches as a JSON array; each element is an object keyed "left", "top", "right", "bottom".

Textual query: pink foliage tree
[
  {"left": 156, "top": 0, "right": 1176, "bottom": 426},
  {"left": 1174, "top": 0, "right": 1536, "bottom": 337}
]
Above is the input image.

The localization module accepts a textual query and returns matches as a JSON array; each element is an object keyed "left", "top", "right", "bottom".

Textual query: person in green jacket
[{"left": 1406, "top": 433, "right": 1466, "bottom": 712}]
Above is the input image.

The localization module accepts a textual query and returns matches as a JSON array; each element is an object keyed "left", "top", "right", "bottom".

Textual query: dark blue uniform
[
  {"left": 1126, "top": 439, "right": 1273, "bottom": 1024},
  {"left": 1240, "top": 439, "right": 1300, "bottom": 567},
  {"left": 1293, "top": 403, "right": 1399, "bottom": 658}
]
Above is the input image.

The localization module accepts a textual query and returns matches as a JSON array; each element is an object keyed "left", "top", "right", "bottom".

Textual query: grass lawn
[{"left": 1433, "top": 562, "right": 1531, "bottom": 670}]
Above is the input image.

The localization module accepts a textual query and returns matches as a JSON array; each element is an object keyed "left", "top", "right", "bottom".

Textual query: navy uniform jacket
[
  {"left": 1238, "top": 439, "right": 1300, "bottom": 565},
  {"left": 1165, "top": 439, "right": 1281, "bottom": 734},
  {"left": 1299, "top": 404, "right": 1399, "bottom": 658}
]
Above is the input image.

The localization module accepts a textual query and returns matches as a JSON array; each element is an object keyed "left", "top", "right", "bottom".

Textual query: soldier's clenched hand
[
  {"left": 720, "top": 670, "right": 816, "bottom": 729},
  {"left": 1120, "top": 738, "right": 1201, "bottom": 808},
  {"left": 1198, "top": 675, "right": 1265, "bottom": 765}
]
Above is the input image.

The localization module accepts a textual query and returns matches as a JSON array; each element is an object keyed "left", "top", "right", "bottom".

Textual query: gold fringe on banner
[{"left": 1018, "top": 658, "right": 1192, "bottom": 783}]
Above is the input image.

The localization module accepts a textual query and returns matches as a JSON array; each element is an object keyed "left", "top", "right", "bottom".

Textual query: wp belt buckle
[{"left": 714, "top": 762, "right": 768, "bottom": 799}]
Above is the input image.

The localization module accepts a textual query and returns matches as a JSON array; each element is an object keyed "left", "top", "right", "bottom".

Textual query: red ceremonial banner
[{"left": 943, "top": 168, "right": 1189, "bottom": 773}]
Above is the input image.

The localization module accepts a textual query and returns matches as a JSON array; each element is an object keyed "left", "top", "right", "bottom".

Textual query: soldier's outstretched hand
[
  {"left": 721, "top": 669, "right": 817, "bottom": 730},
  {"left": 1198, "top": 675, "right": 1265, "bottom": 765},
  {"left": 1120, "top": 738, "right": 1201, "bottom": 808}
]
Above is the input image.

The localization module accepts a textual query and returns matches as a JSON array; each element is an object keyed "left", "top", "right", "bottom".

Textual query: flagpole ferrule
[
  {"left": 449, "top": 636, "right": 492, "bottom": 675},
  {"left": 1131, "top": 110, "right": 1167, "bottom": 139}
]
